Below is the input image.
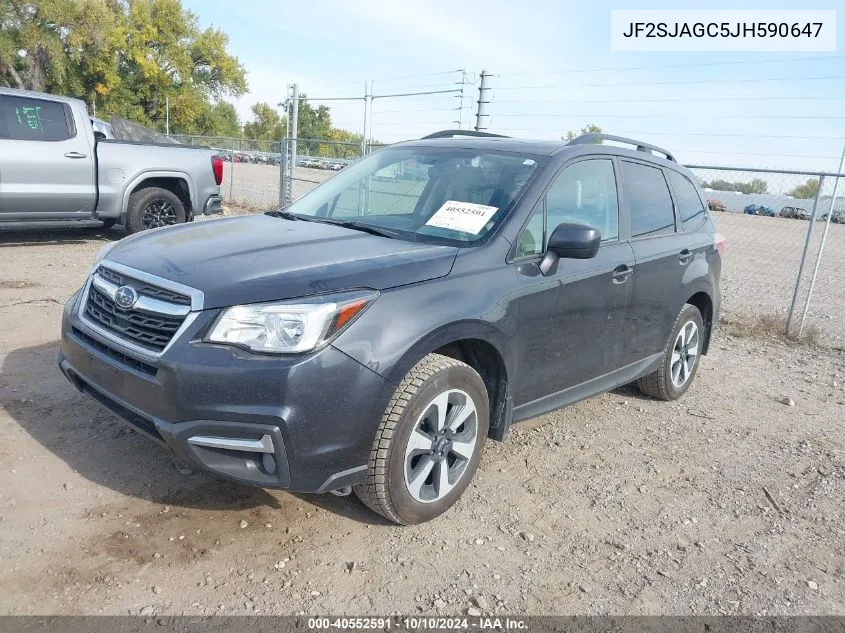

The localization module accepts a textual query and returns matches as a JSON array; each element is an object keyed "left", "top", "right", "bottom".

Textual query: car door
[
  {"left": 0, "top": 93, "right": 95, "bottom": 217},
  {"left": 512, "top": 157, "right": 635, "bottom": 410},
  {"left": 619, "top": 159, "right": 688, "bottom": 365}
]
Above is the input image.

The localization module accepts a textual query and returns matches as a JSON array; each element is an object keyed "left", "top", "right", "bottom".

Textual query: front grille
[
  {"left": 97, "top": 266, "right": 191, "bottom": 306},
  {"left": 84, "top": 283, "right": 186, "bottom": 352}
]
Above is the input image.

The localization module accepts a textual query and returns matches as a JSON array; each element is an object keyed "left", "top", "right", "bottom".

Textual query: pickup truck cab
[
  {"left": 0, "top": 88, "right": 223, "bottom": 233},
  {"left": 59, "top": 131, "right": 722, "bottom": 524}
]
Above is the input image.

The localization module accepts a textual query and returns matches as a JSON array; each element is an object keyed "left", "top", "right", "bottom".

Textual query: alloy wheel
[
  {"left": 403, "top": 389, "right": 478, "bottom": 503},
  {"left": 670, "top": 321, "right": 700, "bottom": 388},
  {"left": 142, "top": 200, "right": 178, "bottom": 228}
]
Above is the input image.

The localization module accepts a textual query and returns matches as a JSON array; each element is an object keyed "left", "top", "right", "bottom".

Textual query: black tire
[
  {"left": 354, "top": 353, "right": 489, "bottom": 525},
  {"left": 125, "top": 186, "right": 186, "bottom": 235},
  {"left": 636, "top": 304, "right": 704, "bottom": 401}
]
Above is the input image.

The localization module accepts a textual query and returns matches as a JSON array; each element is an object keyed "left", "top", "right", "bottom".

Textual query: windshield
[{"left": 282, "top": 146, "right": 545, "bottom": 244}]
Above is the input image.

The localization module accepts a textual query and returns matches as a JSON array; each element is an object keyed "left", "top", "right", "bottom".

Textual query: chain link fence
[
  {"left": 687, "top": 165, "right": 844, "bottom": 347},
  {"left": 172, "top": 134, "right": 844, "bottom": 348}
]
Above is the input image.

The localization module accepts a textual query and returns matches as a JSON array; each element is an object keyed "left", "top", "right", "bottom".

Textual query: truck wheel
[
  {"left": 354, "top": 353, "right": 489, "bottom": 525},
  {"left": 636, "top": 304, "right": 704, "bottom": 401},
  {"left": 126, "top": 187, "right": 186, "bottom": 234}
]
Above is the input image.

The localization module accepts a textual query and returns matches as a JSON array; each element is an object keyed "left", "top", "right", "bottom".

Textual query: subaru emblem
[{"left": 114, "top": 285, "right": 138, "bottom": 309}]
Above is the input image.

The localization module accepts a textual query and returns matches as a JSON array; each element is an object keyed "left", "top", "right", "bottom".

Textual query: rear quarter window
[
  {"left": 621, "top": 160, "right": 676, "bottom": 238},
  {"left": 667, "top": 169, "right": 707, "bottom": 230},
  {"left": 0, "top": 95, "right": 75, "bottom": 141}
]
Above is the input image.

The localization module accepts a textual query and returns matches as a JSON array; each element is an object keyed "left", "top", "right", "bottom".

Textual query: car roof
[{"left": 393, "top": 131, "right": 686, "bottom": 173}]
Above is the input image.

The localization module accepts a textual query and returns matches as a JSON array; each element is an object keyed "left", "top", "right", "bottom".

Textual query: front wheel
[
  {"left": 354, "top": 354, "right": 489, "bottom": 525},
  {"left": 636, "top": 304, "right": 704, "bottom": 401}
]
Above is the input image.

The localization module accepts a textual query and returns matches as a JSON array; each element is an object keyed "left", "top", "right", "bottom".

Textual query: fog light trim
[{"left": 187, "top": 434, "right": 275, "bottom": 453}]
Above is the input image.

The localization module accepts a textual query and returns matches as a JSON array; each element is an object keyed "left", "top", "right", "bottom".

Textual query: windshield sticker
[{"left": 425, "top": 201, "right": 499, "bottom": 234}]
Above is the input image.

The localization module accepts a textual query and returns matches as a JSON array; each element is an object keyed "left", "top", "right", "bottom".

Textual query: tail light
[
  {"left": 714, "top": 232, "right": 726, "bottom": 256},
  {"left": 211, "top": 155, "right": 223, "bottom": 186}
]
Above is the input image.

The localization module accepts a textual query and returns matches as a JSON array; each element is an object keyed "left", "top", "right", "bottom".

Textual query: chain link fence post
[{"left": 785, "top": 176, "right": 826, "bottom": 336}]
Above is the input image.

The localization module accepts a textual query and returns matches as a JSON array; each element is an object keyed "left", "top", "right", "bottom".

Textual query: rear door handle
[
  {"left": 612, "top": 264, "right": 634, "bottom": 284},
  {"left": 679, "top": 248, "right": 693, "bottom": 265},
  {"left": 64, "top": 151, "right": 87, "bottom": 159}
]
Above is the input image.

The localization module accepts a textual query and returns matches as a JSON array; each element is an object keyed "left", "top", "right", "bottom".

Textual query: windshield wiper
[
  {"left": 265, "top": 210, "right": 301, "bottom": 221},
  {"left": 312, "top": 219, "right": 404, "bottom": 240}
]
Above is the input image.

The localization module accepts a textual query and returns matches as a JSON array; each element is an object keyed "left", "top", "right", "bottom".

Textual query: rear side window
[
  {"left": 622, "top": 161, "right": 676, "bottom": 238},
  {"left": 667, "top": 170, "right": 706, "bottom": 228},
  {"left": 0, "top": 95, "right": 74, "bottom": 141}
]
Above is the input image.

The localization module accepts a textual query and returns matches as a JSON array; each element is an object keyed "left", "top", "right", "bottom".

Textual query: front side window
[
  {"left": 667, "top": 169, "right": 706, "bottom": 228},
  {"left": 545, "top": 159, "right": 619, "bottom": 242},
  {"left": 283, "top": 147, "right": 544, "bottom": 245},
  {"left": 0, "top": 95, "right": 74, "bottom": 141},
  {"left": 514, "top": 200, "right": 544, "bottom": 257},
  {"left": 622, "top": 161, "right": 676, "bottom": 238}
]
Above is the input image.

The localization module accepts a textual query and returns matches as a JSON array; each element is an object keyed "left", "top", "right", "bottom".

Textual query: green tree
[
  {"left": 788, "top": 178, "right": 820, "bottom": 200},
  {"left": 702, "top": 178, "right": 768, "bottom": 195},
  {"left": 0, "top": 0, "right": 247, "bottom": 136},
  {"left": 242, "top": 102, "right": 285, "bottom": 142},
  {"left": 563, "top": 123, "right": 602, "bottom": 142}
]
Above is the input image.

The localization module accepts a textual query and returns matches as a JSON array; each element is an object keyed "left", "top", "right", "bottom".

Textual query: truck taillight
[
  {"left": 211, "top": 156, "right": 223, "bottom": 186},
  {"left": 714, "top": 232, "right": 726, "bottom": 256}
]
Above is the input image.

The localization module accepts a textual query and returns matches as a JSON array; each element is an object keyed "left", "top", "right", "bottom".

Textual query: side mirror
[{"left": 539, "top": 223, "right": 601, "bottom": 276}]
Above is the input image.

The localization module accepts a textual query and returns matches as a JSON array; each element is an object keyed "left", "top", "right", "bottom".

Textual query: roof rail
[
  {"left": 567, "top": 133, "right": 676, "bottom": 163},
  {"left": 421, "top": 130, "right": 510, "bottom": 140}
]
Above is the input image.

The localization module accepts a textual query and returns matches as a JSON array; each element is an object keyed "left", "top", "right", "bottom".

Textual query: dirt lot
[{"left": 0, "top": 221, "right": 843, "bottom": 617}]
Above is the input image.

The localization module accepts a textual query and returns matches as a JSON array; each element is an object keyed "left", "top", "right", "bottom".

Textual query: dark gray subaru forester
[{"left": 59, "top": 131, "right": 723, "bottom": 524}]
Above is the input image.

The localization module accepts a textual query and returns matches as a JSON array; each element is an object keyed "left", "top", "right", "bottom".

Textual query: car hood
[{"left": 105, "top": 215, "right": 459, "bottom": 309}]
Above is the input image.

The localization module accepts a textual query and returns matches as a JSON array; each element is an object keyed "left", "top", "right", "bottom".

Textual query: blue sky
[{"left": 183, "top": 0, "right": 844, "bottom": 172}]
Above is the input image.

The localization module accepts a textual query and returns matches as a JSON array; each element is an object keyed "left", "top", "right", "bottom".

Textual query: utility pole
[
  {"left": 455, "top": 70, "right": 468, "bottom": 129},
  {"left": 475, "top": 70, "right": 490, "bottom": 132},
  {"left": 165, "top": 95, "right": 170, "bottom": 136},
  {"left": 362, "top": 81, "right": 369, "bottom": 155},
  {"left": 280, "top": 83, "right": 299, "bottom": 205}
]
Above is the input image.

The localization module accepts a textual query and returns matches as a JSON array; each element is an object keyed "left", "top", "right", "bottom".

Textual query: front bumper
[
  {"left": 58, "top": 291, "right": 394, "bottom": 493},
  {"left": 203, "top": 194, "right": 223, "bottom": 215}
]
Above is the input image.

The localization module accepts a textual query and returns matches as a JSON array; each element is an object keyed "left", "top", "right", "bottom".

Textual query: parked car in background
[
  {"left": 780, "top": 206, "right": 810, "bottom": 220},
  {"left": 59, "top": 130, "right": 722, "bottom": 524},
  {"left": 0, "top": 88, "right": 223, "bottom": 233},
  {"left": 744, "top": 204, "right": 759, "bottom": 215},
  {"left": 756, "top": 205, "right": 775, "bottom": 217},
  {"left": 707, "top": 199, "right": 726, "bottom": 212},
  {"left": 820, "top": 211, "right": 845, "bottom": 224}
]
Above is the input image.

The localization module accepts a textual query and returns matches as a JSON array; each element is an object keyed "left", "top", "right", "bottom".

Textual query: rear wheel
[
  {"left": 125, "top": 187, "right": 186, "bottom": 234},
  {"left": 354, "top": 353, "right": 489, "bottom": 525},
  {"left": 636, "top": 304, "right": 704, "bottom": 401}
]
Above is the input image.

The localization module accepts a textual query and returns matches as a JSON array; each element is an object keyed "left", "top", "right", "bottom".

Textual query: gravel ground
[{"left": 0, "top": 225, "right": 843, "bottom": 616}]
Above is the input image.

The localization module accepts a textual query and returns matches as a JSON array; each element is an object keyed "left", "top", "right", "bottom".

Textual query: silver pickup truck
[{"left": 0, "top": 88, "right": 223, "bottom": 234}]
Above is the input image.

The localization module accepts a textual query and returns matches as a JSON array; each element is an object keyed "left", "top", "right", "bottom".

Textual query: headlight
[{"left": 206, "top": 290, "right": 378, "bottom": 354}]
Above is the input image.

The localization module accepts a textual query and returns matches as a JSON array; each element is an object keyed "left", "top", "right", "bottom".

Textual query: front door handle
[
  {"left": 679, "top": 248, "right": 693, "bottom": 265},
  {"left": 612, "top": 264, "right": 634, "bottom": 284},
  {"left": 64, "top": 151, "right": 87, "bottom": 159}
]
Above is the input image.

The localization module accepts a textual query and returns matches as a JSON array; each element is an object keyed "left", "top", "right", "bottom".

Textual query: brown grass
[{"left": 719, "top": 312, "right": 823, "bottom": 347}]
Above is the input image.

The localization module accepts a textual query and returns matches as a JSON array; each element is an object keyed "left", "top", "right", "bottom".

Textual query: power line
[
  {"left": 371, "top": 69, "right": 466, "bottom": 82},
  {"left": 492, "top": 96, "right": 845, "bottom": 104},
  {"left": 490, "top": 113, "right": 845, "bottom": 120},
  {"left": 496, "top": 54, "right": 845, "bottom": 77},
  {"left": 492, "top": 75, "right": 845, "bottom": 90}
]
